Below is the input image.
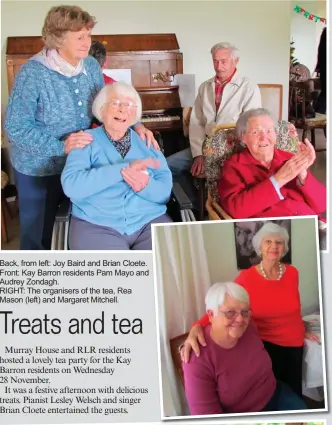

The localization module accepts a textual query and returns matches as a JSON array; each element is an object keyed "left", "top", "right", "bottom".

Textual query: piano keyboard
[{"left": 141, "top": 115, "right": 181, "bottom": 123}]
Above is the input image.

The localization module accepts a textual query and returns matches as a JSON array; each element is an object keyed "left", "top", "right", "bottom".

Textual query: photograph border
[{"left": 151, "top": 215, "right": 328, "bottom": 420}]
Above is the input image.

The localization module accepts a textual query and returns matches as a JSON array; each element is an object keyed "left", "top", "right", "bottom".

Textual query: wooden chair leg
[
  {"left": 302, "top": 128, "right": 307, "bottom": 142},
  {"left": 311, "top": 128, "right": 316, "bottom": 149},
  {"left": 1, "top": 205, "right": 8, "bottom": 244},
  {"left": 199, "top": 179, "right": 206, "bottom": 221},
  {"left": 1, "top": 190, "right": 13, "bottom": 220}
]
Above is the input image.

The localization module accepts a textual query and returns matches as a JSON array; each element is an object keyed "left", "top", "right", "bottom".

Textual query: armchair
[{"left": 202, "top": 121, "right": 299, "bottom": 220}]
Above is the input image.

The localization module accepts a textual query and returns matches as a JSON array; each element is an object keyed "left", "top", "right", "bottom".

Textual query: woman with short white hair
[
  {"left": 181, "top": 222, "right": 319, "bottom": 398},
  {"left": 218, "top": 108, "right": 326, "bottom": 221},
  {"left": 61, "top": 82, "right": 173, "bottom": 250},
  {"left": 182, "top": 281, "right": 307, "bottom": 415}
]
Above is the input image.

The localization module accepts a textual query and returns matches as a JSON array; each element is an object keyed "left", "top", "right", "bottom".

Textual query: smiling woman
[
  {"left": 217, "top": 108, "right": 326, "bottom": 221},
  {"left": 234, "top": 220, "right": 291, "bottom": 269},
  {"left": 4, "top": 5, "right": 103, "bottom": 251},
  {"left": 182, "top": 281, "right": 307, "bottom": 415},
  {"left": 4, "top": 5, "right": 157, "bottom": 251},
  {"left": 61, "top": 82, "right": 173, "bottom": 250}
]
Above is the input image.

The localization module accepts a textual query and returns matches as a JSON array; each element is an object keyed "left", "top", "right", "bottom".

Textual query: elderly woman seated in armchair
[
  {"left": 61, "top": 82, "right": 172, "bottom": 250},
  {"left": 218, "top": 108, "right": 326, "bottom": 220},
  {"left": 182, "top": 281, "right": 307, "bottom": 415}
]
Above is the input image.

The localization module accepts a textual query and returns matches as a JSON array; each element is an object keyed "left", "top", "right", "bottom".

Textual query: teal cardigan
[
  {"left": 5, "top": 56, "right": 104, "bottom": 176},
  {"left": 61, "top": 127, "right": 173, "bottom": 235}
]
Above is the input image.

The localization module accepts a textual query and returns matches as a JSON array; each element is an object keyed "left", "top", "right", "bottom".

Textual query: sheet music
[
  {"left": 171, "top": 74, "right": 195, "bottom": 107},
  {"left": 103, "top": 69, "right": 132, "bottom": 85}
]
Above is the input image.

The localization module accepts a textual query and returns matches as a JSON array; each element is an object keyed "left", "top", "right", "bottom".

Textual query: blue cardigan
[
  {"left": 61, "top": 127, "right": 173, "bottom": 235},
  {"left": 5, "top": 56, "right": 104, "bottom": 176}
]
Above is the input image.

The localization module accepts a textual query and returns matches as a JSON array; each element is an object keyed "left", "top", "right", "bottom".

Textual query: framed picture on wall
[{"left": 234, "top": 219, "right": 292, "bottom": 270}]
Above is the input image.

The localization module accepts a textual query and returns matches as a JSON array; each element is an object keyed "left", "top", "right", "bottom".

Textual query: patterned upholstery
[
  {"left": 202, "top": 120, "right": 299, "bottom": 204},
  {"left": 305, "top": 112, "right": 327, "bottom": 127}
]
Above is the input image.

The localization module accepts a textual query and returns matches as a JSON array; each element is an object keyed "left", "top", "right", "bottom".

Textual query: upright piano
[{"left": 6, "top": 33, "right": 187, "bottom": 155}]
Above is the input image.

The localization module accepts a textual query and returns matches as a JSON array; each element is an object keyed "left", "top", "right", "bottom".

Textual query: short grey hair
[
  {"left": 92, "top": 82, "right": 142, "bottom": 125},
  {"left": 210, "top": 42, "right": 239, "bottom": 59},
  {"left": 236, "top": 108, "right": 277, "bottom": 139},
  {"left": 252, "top": 222, "right": 290, "bottom": 256},
  {"left": 205, "top": 282, "right": 249, "bottom": 316}
]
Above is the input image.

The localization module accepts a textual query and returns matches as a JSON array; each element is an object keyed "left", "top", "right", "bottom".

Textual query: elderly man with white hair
[
  {"left": 167, "top": 42, "right": 261, "bottom": 180},
  {"left": 61, "top": 82, "right": 173, "bottom": 250},
  {"left": 182, "top": 280, "right": 307, "bottom": 415}
]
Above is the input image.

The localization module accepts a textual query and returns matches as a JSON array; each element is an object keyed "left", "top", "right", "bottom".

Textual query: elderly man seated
[
  {"left": 61, "top": 82, "right": 173, "bottom": 250},
  {"left": 218, "top": 108, "right": 326, "bottom": 220},
  {"left": 168, "top": 42, "right": 261, "bottom": 178},
  {"left": 167, "top": 42, "right": 261, "bottom": 212}
]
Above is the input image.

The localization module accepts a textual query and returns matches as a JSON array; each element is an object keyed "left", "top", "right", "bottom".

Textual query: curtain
[{"left": 154, "top": 223, "right": 211, "bottom": 417}]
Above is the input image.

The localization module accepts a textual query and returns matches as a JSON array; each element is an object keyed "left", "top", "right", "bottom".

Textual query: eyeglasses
[
  {"left": 109, "top": 99, "right": 137, "bottom": 110},
  {"left": 247, "top": 127, "right": 275, "bottom": 136},
  {"left": 218, "top": 309, "right": 252, "bottom": 319}
]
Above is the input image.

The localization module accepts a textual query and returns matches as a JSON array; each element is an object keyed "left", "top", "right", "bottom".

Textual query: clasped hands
[
  {"left": 274, "top": 138, "right": 316, "bottom": 188},
  {"left": 121, "top": 158, "right": 160, "bottom": 192}
]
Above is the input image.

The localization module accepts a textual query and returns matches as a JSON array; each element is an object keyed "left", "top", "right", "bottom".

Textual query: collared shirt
[
  {"left": 214, "top": 69, "right": 237, "bottom": 112},
  {"left": 103, "top": 127, "right": 131, "bottom": 158},
  {"left": 189, "top": 72, "right": 262, "bottom": 158}
]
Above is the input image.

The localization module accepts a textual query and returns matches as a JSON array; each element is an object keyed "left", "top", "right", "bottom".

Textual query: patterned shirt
[
  {"left": 215, "top": 68, "right": 237, "bottom": 112},
  {"left": 103, "top": 127, "right": 131, "bottom": 158}
]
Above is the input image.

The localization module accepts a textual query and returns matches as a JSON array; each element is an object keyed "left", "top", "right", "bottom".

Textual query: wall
[
  {"left": 291, "top": 0, "right": 326, "bottom": 74},
  {"left": 202, "top": 217, "right": 320, "bottom": 314},
  {"left": 1, "top": 0, "right": 292, "bottom": 118}
]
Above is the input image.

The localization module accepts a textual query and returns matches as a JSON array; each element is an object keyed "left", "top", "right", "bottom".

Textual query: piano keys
[{"left": 137, "top": 85, "right": 182, "bottom": 134}]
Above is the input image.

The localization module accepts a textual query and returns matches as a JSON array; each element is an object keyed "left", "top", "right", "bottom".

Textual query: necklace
[{"left": 260, "top": 262, "right": 283, "bottom": 280}]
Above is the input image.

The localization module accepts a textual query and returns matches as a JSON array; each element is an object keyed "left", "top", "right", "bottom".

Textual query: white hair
[
  {"left": 205, "top": 282, "right": 249, "bottom": 316},
  {"left": 236, "top": 108, "right": 277, "bottom": 139},
  {"left": 252, "top": 222, "right": 289, "bottom": 256},
  {"left": 210, "top": 42, "right": 239, "bottom": 59},
  {"left": 92, "top": 82, "right": 142, "bottom": 125}
]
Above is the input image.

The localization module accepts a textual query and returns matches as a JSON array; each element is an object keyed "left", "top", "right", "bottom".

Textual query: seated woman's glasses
[
  {"left": 219, "top": 309, "right": 252, "bottom": 319},
  {"left": 109, "top": 99, "right": 137, "bottom": 110}
]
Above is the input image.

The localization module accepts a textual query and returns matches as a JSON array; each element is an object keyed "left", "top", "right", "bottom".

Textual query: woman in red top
[
  {"left": 218, "top": 109, "right": 326, "bottom": 221},
  {"left": 181, "top": 222, "right": 318, "bottom": 397}
]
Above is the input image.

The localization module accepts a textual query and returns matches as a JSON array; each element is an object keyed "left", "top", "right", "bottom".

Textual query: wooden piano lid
[
  {"left": 7, "top": 36, "right": 44, "bottom": 56},
  {"left": 92, "top": 34, "right": 180, "bottom": 52},
  {"left": 6, "top": 33, "right": 180, "bottom": 55}
]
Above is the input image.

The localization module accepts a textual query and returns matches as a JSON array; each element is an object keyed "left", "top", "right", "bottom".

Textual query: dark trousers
[
  {"left": 15, "top": 170, "right": 64, "bottom": 250},
  {"left": 263, "top": 340, "right": 304, "bottom": 398},
  {"left": 262, "top": 380, "right": 307, "bottom": 412}
]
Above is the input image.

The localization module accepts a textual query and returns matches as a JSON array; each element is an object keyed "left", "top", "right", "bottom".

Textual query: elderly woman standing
[
  {"left": 182, "top": 281, "right": 306, "bottom": 415},
  {"left": 218, "top": 108, "right": 326, "bottom": 220},
  {"left": 181, "top": 223, "right": 318, "bottom": 398},
  {"left": 61, "top": 83, "right": 173, "bottom": 250},
  {"left": 4, "top": 5, "right": 156, "bottom": 250}
]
